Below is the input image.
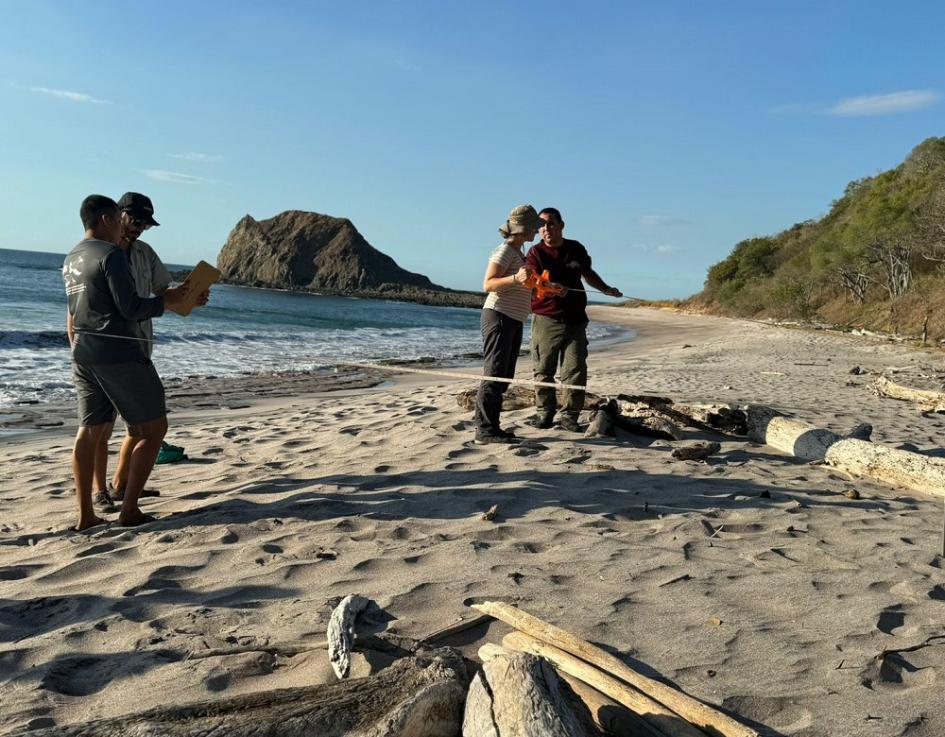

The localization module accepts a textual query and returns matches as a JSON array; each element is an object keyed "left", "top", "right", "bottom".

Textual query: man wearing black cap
[{"left": 65, "top": 193, "right": 177, "bottom": 506}]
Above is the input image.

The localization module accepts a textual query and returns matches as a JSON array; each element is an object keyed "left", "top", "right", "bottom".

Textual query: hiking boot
[
  {"left": 526, "top": 413, "right": 555, "bottom": 429},
  {"left": 474, "top": 432, "right": 516, "bottom": 445},
  {"left": 94, "top": 489, "right": 114, "bottom": 507},
  {"left": 556, "top": 414, "right": 583, "bottom": 433},
  {"left": 496, "top": 428, "right": 519, "bottom": 441}
]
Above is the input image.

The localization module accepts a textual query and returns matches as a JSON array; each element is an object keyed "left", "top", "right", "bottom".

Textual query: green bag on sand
[{"left": 156, "top": 441, "right": 188, "bottom": 465}]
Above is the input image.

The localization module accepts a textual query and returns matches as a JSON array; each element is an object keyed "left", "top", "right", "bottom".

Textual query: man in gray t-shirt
[{"left": 63, "top": 195, "right": 186, "bottom": 530}]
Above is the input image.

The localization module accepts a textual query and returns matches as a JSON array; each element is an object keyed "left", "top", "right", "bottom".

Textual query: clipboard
[{"left": 175, "top": 260, "right": 221, "bottom": 316}]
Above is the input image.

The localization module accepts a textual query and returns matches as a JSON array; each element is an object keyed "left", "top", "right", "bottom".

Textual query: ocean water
[{"left": 0, "top": 248, "right": 621, "bottom": 409}]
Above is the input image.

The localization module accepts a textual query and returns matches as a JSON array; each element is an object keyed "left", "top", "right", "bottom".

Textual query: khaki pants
[{"left": 530, "top": 315, "right": 588, "bottom": 418}]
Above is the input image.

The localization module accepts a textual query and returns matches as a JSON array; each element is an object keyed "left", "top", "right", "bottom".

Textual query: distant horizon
[{"left": 2, "top": 2, "right": 942, "bottom": 300}]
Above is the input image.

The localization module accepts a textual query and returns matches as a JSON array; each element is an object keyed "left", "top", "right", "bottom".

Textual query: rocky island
[{"left": 216, "top": 210, "right": 482, "bottom": 307}]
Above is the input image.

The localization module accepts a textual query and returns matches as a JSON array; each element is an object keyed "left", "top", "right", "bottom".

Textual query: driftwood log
[
  {"left": 472, "top": 601, "right": 759, "bottom": 737},
  {"left": 825, "top": 439, "right": 945, "bottom": 498},
  {"left": 456, "top": 385, "right": 603, "bottom": 412},
  {"left": 617, "top": 395, "right": 747, "bottom": 436},
  {"left": 21, "top": 649, "right": 468, "bottom": 737},
  {"left": 465, "top": 646, "right": 599, "bottom": 736},
  {"left": 501, "top": 632, "right": 707, "bottom": 737},
  {"left": 747, "top": 406, "right": 945, "bottom": 497},
  {"left": 872, "top": 375, "right": 945, "bottom": 412},
  {"left": 328, "top": 594, "right": 371, "bottom": 679},
  {"left": 672, "top": 442, "right": 722, "bottom": 462},
  {"left": 560, "top": 672, "right": 664, "bottom": 737},
  {"left": 746, "top": 406, "right": 839, "bottom": 461}
]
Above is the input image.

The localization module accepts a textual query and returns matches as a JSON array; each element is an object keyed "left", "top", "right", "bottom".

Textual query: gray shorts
[{"left": 73, "top": 360, "right": 167, "bottom": 427}]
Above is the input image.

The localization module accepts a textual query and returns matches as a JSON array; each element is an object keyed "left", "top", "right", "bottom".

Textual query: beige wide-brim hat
[{"left": 499, "top": 204, "right": 543, "bottom": 237}]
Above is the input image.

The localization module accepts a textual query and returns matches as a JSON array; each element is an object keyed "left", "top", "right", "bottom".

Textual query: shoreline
[{"left": 2, "top": 306, "right": 944, "bottom": 736}]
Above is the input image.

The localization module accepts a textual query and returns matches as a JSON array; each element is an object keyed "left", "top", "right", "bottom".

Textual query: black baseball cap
[{"left": 117, "top": 192, "right": 160, "bottom": 227}]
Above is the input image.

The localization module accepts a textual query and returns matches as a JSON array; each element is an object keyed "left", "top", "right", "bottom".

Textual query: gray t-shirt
[
  {"left": 128, "top": 239, "right": 172, "bottom": 357},
  {"left": 63, "top": 239, "right": 165, "bottom": 364}
]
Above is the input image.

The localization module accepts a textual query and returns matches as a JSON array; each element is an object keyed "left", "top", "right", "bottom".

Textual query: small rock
[
  {"left": 843, "top": 488, "right": 861, "bottom": 500},
  {"left": 481, "top": 505, "right": 499, "bottom": 522},
  {"left": 707, "top": 617, "right": 723, "bottom": 627},
  {"left": 316, "top": 549, "right": 338, "bottom": 560},
  {"left": 849, "top": 366, "right": 862, "bottom": 375}
]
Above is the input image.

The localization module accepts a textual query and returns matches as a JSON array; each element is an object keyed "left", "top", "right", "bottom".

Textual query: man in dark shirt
[
  {"left": 525, "top": 207, "right": 622, "bottom": 432},
  {"left": 63, "top": 195, "right": 185, "bottom": 530}
]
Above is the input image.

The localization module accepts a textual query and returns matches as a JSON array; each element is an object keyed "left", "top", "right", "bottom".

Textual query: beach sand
[{"left": 1, "top": 306, "right": 943, "bottom": 736}]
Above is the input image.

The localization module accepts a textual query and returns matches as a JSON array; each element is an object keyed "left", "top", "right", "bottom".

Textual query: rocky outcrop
[{"left": 217, "top": 210, "right": 481, "bottom": 307}]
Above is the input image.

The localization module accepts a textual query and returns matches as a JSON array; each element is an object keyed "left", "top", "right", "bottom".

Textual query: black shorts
[{"left": 72, "top": 360, "right": 167, "bottom": 427}]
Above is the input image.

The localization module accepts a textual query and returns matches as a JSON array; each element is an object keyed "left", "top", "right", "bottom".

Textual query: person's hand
[
  {"left": 162, "top": 285, "right": 187, "bottom": 314},
  {"left": 603, "top": 286, "right": 623, "bottom": 298},
  {"left": 196, "top": 288, "right": 210, "bottom": 306},
  {"left": 513, "top": 266, "right": 531, "bottom": 285},
  {"left": 552, "top": 282, "right": 567, "bottom": 295}
]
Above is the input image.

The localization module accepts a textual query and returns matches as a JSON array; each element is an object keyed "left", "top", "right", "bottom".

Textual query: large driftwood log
[
  {"left": 560, "top": 672, "right": 666, "bottom": 737},
  {"left": 617, "top": 395, "right": 747, "bottom": 436},
  {"left": 872, "top": 375, "right": 945, "bottom": 412},
  {"left": 472, "top": 601, "right": 758, "bottom": 737},
  {"left": 747, "top": 406, "right": 945, "bottom": 497},
  {"left": 825, "top": 439, "right": 945, "bottom": 498},
  {"left": 456, "top": 385, "right": 603, "bottom": 412},
  {"left": 746, "top": 406, "right": 839, "bottom": 461},
  {"left": 21, "top": 649, "right": 468, "bottom": 737},
  {"left": 465, "top": 648, "right": 598, "bottom": 736},
  {"left": 501, "top": 632, "right": 707, "bottom": 737}
]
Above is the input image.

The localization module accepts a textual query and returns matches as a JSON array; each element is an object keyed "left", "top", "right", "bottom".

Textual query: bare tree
[
  {"left": 867, "top": 237, "right": 914, "bottom": 298},
  {"left": 916, "top": 189, "right": 945, "bottom": 266},
  {"left": 836, "top": 264, "right": 871, "bottom": 303}
]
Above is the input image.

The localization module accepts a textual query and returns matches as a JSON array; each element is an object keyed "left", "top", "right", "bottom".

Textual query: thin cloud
[
  {"left": 141, "top": 169, "right": 215, "bottom": 185},
  {"left": 828, "top": 90, "right": 939, "bottom": 117},
  {"left": 29, "top": 86, "right": 109, "bottom": 104},
  {"left": 629, "top": 243, "right": 682, "bottom": 255},
  {"left": 639, "top": 214, "right": 690, "bottom": 227},
  {"left": 169, "top": 152, "right": 224, "bottom": 163}
]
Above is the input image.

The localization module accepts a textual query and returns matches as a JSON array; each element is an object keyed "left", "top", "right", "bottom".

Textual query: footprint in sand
[
  {"left": 0, "top": 564, "right": 45, "bottom": 580},
  {"left": 876, "top": 607, "right": 905, "bottom": 635}
]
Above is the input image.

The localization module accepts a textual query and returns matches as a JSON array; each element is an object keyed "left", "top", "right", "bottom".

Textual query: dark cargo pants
[
  {"left": 530, "top": 314, "right": 588, "bottom": 418},
  {"left": 473, "top": 308, "right": 524, "bottom": 436}
]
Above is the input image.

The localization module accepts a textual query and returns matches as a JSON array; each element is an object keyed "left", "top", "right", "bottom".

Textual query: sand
[{"left": 1, "top": 306, "right": 943, "bottom": 736}]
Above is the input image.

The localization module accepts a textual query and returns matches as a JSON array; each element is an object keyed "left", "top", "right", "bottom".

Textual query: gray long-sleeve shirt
[{"left": 62, "top": 238, "right": 165, "bottom": 364}]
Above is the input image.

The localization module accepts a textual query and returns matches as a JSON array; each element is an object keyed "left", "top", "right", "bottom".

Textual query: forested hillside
[{"left": 690, "top": 137, "right": 945, "bottom": 341}]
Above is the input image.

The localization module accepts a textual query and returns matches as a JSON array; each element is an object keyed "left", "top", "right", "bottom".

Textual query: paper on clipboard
[{"left": 174, "top": 260, "right": 221, "bottom": 316}]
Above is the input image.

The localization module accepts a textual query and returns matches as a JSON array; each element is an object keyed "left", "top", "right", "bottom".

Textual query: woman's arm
[{"left": 483, "top": 261, "right": 530, "bottom": 292}]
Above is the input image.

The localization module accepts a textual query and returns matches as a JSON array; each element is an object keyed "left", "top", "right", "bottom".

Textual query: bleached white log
[
  {"left": 746, "top": 405, "right": 839, "bottom": 461},
  {"left": 472, "top": 600, "right": 757, "bottom": 737},
  {"left": 826, "top": 438, "right": 945, "bottom": 498},
  {"left": 502, "top": 632, "right": 707, "bottom": 737},
  {"left": 873, "top": 375, "right": 945, "bottom": 412},
  {"left": 328, "top": 594, "right": 370, "bottom": 679},
  {"left": 462, "top": 650, "right": 595, "bottom": 737}
]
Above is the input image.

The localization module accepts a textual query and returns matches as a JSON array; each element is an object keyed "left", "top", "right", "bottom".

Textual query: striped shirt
[{"left": 482, "top": 243, "right": 531, "bottom": 323}]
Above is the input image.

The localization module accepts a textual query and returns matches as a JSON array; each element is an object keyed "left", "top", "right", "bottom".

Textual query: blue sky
[{"left": 2, "top": 1, "right": 942, "bottom": 299}]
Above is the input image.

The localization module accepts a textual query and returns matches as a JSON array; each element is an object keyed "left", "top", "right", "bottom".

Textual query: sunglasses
[{"left": 122, "top": 212, "right": 153, "bottom": 231}]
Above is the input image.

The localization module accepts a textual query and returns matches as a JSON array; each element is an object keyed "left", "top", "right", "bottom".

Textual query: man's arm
[
  {"left": 104, "top": 251, "right": 166, "bottom": 320},
  {"left": 583, "top": 269, "right": 623, "bottom": 298},
  {"left": 66, "top": 309, "right": 74, "bottom": 346}
]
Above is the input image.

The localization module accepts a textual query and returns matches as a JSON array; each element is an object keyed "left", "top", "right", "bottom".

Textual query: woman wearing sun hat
[{"left": 472, "top": 205, "right": 544, "bottom": 444}]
